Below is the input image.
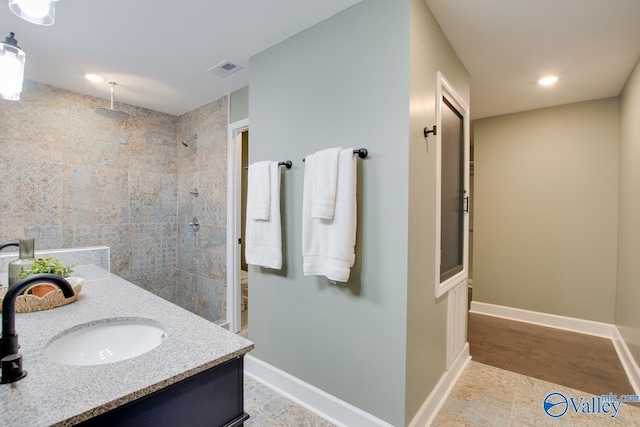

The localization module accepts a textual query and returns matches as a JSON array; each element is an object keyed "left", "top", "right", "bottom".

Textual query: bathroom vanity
[{"left": 0, "top": 265, "right": 254, "bottom": 426}]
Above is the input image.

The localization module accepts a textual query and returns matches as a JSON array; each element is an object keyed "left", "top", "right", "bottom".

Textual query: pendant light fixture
[
  {"left": 0, "top": 32, "right": 25, "bottom": 101},
  {"left": 8, "top": 0, "right": 59, "bottom": 26}
]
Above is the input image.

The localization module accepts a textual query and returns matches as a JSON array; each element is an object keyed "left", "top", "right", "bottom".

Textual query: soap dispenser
[{"left": 8, "top": 238, "right": 35, "bottom": 287}]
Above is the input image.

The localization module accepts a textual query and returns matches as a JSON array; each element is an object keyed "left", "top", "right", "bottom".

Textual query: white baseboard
[
  {"left": 244, "top": 355, "right": 394, "bottom": 427},
  {"left": 612, "top": 327, "right": 640, "bottom": 395},
  {"left": 408, "top": 343, "right": 470, "bottom": 427},
  {"left": 469, "top": 301, "right": 615, "bottom": 339}
]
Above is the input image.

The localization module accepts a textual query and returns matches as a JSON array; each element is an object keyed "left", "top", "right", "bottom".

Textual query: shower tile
[
  {"left": 0, "top": 225, "right": 62, "bottom": 250},
  {"left": 61, "top": 122, "right": 129, "bottom": 170},
  {"left": 176, "top": 110, "right": 198, "bottom": 174},
  {"left": 130, "top": 172, "right": 177, "bottom": 223},
  {"left": 216, "top": 278, "right": 227, "bottom": 320},
  {"left": 196, "top": 129, "right": 227, "bottom": 174},
  {"left": 0, "top": 157, "right": 62, "bottom": 227},
  {"left": 62, "top": 224, "right": 131, "bottom": 279},
  {"left": 177, "top": 223, "right": 197, "bottom": 272},
  {"left": 194, "top": 170, "right": 227, "bottom": 227},
  {"left": 129, "top": 223, "right": 177, "bottom": 277},
  {"left": 197, "top": 96, "right": 228, "bottom": 136},
  {"left": 61, "top": 165, "right": 130, "bottom": 225},
  {"left": 193, "top": 275, "right": 221, "bottom": 322},
  {"left": 2, "top": 82, "right": 233, "bottom": 331},
  {"left": 176, "top": 270, "right": 197, "bottom": 313},
  {"left": 130, "top": 268, "right": 177, "bottom": 302},
  {"left": 0, "top": 115, "right": 62, "bottom": 163},
  {"left": 130, "top": 127, "right": 178, "bottom": 175},
  {"left": 24, "top": 225, "right": 63, "bottom": 250},
  {"left": 194, "top": 224, "right": 224, "bottom": 280},
  {"left": 177, "top": 173, "right": 197, "bottom": 225}
]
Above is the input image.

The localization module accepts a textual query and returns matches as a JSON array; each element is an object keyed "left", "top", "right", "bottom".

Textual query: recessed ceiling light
[
  {"left": 84, "top": 73, "right": 105, "bottom": 83},
  {"left": 538, "top": 76, "right": 558, "bottom": 86}
]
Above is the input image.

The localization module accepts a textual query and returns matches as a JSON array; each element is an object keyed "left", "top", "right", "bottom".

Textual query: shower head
[
  {"left": 94, "top": 82, "right": 130, "bottom": 120},
  {"left": 181, "top": 134, "right": 197, "bottom": 147},
  {"left": 95, "top": 107, "right": 130, "bottom": 120}
]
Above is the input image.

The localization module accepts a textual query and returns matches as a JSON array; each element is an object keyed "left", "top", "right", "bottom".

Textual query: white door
[
  {"left": 435, "top": 72, "right": 470, "bottom": 298},
  {"left": 434, "top": 73, "right": 470, "bottom": 368}
]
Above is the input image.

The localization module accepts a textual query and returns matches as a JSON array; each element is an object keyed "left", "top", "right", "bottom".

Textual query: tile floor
[
  {"left": 243, "top": 361, "right": 640, "bottom": 426},
  {"left": 243, "top": 375, "right": 336, "bottom": 426},
  {"left": 433, "top": 361, "right": 640, "bottom": 426}
]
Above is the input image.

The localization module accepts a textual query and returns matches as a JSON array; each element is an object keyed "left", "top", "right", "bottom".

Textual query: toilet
[
  {"left": 241, "top": 270, "right": 248, "bottom": 287},
  {"left": 241, "top": 270, "right": 248, "bottom": 311}
]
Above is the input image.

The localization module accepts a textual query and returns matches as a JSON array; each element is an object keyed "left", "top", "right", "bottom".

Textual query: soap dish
[{"left": 0, "top": 277, "right": 84, "bottom": 313}]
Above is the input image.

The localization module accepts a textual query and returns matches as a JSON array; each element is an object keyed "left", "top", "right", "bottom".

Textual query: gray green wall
[
  {"left": 616, "top": 57, "right": 640, "bottom": 361},
  {"left": 473, "top": 98, "right": 619, "bottom": 323},
  {"left": 248, "top": 1, "right": 410, "bottom": 425},
  {"left": 406, "top": 0, "right": 470, "bottom": 421},
  {"left": 230, "top": 86, "right": 249, "bottom": 123}
]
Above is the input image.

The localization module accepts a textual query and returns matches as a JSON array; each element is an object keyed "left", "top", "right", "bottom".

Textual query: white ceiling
[
  {"left": 0, "top": 0, "right": 362, "bottom": 116},
  {"left": 425, "top": 0, "right": 640, "bottom": 119},
  {"left": 2, "top": 1, "right": 639, "bottom": 119}
]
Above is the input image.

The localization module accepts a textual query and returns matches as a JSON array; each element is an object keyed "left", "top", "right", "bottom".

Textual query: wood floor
[{"left": 468, "top": 312, "right": 637, "bottom": 403}]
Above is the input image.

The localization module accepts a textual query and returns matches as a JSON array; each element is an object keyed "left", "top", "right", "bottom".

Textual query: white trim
[
  {"left": 434, "top": 72, "right": 470, "bottom": 298},
  {"left": 244, "top": 355, "right": 394, "bottom": 427},
  {"left": 469, "top": 301, "right": 615, "bottom": 339},
  {"left": 409, "top": 343, "right": 471, "bottom": 427},
  {"left": 226, "top": 118, "right": 249, "bottom": 333},
  {"left": 612, "top": 327, "right": 640, "bottom": 395}
]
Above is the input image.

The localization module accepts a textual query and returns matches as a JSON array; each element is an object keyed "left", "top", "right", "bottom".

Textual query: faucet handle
[{"left": 1, "top": 353, "right": 27, "bottom": 384}]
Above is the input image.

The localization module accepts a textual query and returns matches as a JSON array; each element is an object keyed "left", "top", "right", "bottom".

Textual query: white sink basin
[{"left": 45, "top": 318, "right": 167, "bottom": 366}]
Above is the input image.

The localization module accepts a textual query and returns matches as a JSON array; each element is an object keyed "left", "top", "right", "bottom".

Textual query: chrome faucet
[{"left": 1, "top": 274, "right": 74, "bottom": 384}]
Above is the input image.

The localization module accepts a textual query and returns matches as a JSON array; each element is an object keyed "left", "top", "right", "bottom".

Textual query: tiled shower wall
[
  {"left": 175, "top": 98, "right": 228, "bottom": 321},
  {"left": 0, "top": 81, "right": 228, "bottom": 322}
]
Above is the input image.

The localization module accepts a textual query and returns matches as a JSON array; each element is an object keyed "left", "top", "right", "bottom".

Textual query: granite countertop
[{"left": 0, "top": 265, "right": 254, "bottom": 426}]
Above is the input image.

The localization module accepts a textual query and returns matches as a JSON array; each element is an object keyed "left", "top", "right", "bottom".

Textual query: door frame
[
  {"left": 434, "top": 72, "right": 470, "bottom": 298},
  {"left": 226, "top": 118, "right": 248, "bottom": 333}
]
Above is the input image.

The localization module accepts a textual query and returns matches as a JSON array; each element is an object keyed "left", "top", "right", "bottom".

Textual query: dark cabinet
[{"left": 79, "top": 357, "right": 248, "bottom": 427}]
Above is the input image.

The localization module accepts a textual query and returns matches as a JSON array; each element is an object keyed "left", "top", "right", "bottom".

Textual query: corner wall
[
  {"left": 0, "top": 81, "right": 177, "bottom": 291},
  {"left": 175, "top": 97, "right": 229, "bottom": 321},
  {"left": 0, "top": 81, "right": 230, "bottom": 323},
  {"left": 616, "top": 57, "right": 640, "bottom": 361},
  {"left": 473, "top": 98, "right": 619, "bottom": 323},
  {"left": 405, "top": 0, "right": 470, "bottom": 422},
  {"left": 248, "top": 1, "right": 410, "bottom": 425}
]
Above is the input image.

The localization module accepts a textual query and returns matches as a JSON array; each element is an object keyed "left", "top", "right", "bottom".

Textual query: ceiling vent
[{"left": 207, "top": 61, "right": 243, "bottom": 78}]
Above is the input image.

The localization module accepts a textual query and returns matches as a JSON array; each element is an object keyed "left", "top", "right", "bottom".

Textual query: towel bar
[
  {"left": 244, "top": 161, "right": 293, "bottom": 170},
  {"left": 303, "top": 148, "right": 368, "bottom": 162}
]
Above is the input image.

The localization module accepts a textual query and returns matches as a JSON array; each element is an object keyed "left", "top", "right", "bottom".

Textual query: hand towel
[
  {"left": 308, "top": 147, "right": 341, "bottom": 220},
  {"left": 302, "top": 148, "right": 357, "bottom": 282},
  {"left": 246, "top": 161, "right": 282, "bottom": 269},
  {"left": 247, "top": 161, "right": 271, "bottom": 220}
]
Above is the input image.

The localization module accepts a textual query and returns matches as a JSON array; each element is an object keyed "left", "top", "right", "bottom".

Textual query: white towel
[
  {"left": 309, "top": 147, "right": 341, "bottom": 220},
  {"left": 247, "top": 161, "right": 271, "bottom": 220},
  {"left": 302, "top": 148, "right": 357, "bottom": 282},
  {"left": 245, "top": 161, "right": 282, "bottom": 269}
]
